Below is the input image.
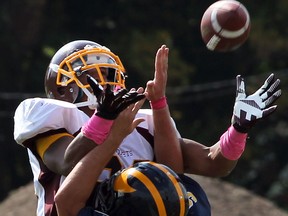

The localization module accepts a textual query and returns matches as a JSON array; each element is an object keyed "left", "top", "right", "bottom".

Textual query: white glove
[{"left": 232, "top": 73, "right": 281, "bottom": 133}]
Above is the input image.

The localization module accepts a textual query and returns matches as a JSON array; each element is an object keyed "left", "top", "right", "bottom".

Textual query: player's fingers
[
  {"left": 256, "top": 73, "right": 275, "bottom": 95},
  {"left": 136, "top": 87, "right": 144, "bottom": 94},
  {"left": 132, "top": 97, "right": 146, "bottom": 113},
  {"left": 260, "top": 78, "right": 280, "bottom": 100},
  {"left": 262, "top": 105, "right": 277, "bottom": 118},
  {"left": 235, "top": 75, "right": 246, "bottom": 99},
  {"left": 116, "top": 94, "right": 144, "bottom": 113},
  {"left": 132, "top": 118, "right": 145, "bottom": 129},
  {"left": 264, "top": 89, "right": 281, "bottom": 107},
  {"left": 86, "top": 75, "right": 103, "bottom": 98},
  {"left": 114, "top": 88, "right": 129, "bottom": 101}
]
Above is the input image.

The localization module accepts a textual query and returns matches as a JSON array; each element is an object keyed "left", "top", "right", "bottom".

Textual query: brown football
[{"left": 200, "top": 0, "right": 251, "bottom": 52}]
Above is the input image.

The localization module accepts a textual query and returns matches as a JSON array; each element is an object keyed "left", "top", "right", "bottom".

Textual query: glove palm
[
  {"left": 232, "top": 73, "right": 281, "bottom": 133},
  {"left": 87, "top": 75, "right": 145, "bottom": 120}
]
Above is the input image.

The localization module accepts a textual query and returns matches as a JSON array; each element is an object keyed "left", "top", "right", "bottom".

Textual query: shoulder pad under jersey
[{"left": 14, "top": 98, "right": 89, "bottom": 145}]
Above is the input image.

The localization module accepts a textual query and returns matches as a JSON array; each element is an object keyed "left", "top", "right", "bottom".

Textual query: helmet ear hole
[
  {"left": 55, "top": 84, "right": 80, "bottom": 103},
  {"left": 57, "top": 86, "right": 66, "bottom": 96}
]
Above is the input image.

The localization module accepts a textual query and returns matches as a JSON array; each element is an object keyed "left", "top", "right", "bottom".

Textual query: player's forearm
[
  {"left": 42, "top": 134, "right": 96, "bottom": 177},
  {"left": 153, "top": 106, "right": 183, "bottom": 173},
  {"left": 55, "top": 133, "right": 124, "bottom": 216},
  {"left": 62, "top": 133, "right": 97, "bottom": 175},
  {"left": 207, "top": 141, "right": 238, "bottom": 177},
  {"left": 181, "top": 138, "right": 238, "bottom": 177}
]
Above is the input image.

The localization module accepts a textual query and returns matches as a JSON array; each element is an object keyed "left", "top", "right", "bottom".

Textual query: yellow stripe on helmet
[
  {"left": 132, "top": 169, "right": 167, "bottom": 216},
  {"left": 149, "top": 162, "right": 187, "bottom": 216}
]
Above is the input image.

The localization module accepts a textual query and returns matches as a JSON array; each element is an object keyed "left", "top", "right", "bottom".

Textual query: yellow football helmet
[{"left": 45, "top": 40, "right": 126, "bottom": 108}]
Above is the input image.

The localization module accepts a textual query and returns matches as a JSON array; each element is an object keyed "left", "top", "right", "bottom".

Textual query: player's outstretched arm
[
  {"left": 181, "top": 73, "right": 281, "bottom": 177},
  {"left": 145, "top": 45, "right": 184, "bottom": 173}
]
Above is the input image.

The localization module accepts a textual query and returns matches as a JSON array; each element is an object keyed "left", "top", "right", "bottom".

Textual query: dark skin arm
[
  {"left": 44, "top": 132, "right": 237, "bottom": 178},
  {"left": 145, "top": 45, "right": 183, "bottom": 173},
  {"left": 145, "top": 45, "right": 236, "bottom": 177},
  {"left": 43, "top": 134, "right": 96, "bottom": 176},
  {"left": 55, "top": 99, "right": 145, "bottom": 216},
  {"left": 180, "top": 138, "right": 237, "bottom": 177}
]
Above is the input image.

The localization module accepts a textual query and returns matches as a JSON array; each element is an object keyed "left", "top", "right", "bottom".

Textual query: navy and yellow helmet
[{"left": 95, "top": 161, "right": 189, "bottom": 216}]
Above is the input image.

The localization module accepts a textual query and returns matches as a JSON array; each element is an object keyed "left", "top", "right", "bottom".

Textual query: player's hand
[
  {"left": 145, "top": 45, "right": 169, "bottom": 102},
  {"left": 87, "top": 75, "right": 145, "bottom": 120},
  {"left": 232, "top": 73, "right": 281, "bottom": 133},
  {"left": 112, "top": 97, "right": 146, "bottom": 139}
]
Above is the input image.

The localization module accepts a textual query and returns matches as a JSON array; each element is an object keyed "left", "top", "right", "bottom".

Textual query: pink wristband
[
  {"left": 81, "top": 115, "right": 114, "bottom": 145},
  {"left": 220, "top": 126, "right": 248, "bottom": 160},
  {"left": 150, "top": 96, "right": 167, "bottom": 110}
]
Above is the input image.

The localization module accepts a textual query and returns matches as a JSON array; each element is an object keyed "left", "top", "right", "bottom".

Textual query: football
[{"left": 200, "top": 0, "right": 251, "bottom": 52}]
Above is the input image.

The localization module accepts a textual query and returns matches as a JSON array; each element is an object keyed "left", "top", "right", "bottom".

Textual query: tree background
[{"left": 1, "top": 0, "right": 288, "bottom": 212}]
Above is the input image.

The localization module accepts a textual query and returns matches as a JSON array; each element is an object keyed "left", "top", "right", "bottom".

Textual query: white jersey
[{"left": 14, "top": 97, "right": 180, "bottom": 216}]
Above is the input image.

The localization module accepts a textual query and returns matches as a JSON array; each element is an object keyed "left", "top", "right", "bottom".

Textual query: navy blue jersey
[
  {"left": 179, "top": 174, "right": 211, "bottom": 216},
  {"left": 78, "top": 207, "right": 108, "bottom": 216}
]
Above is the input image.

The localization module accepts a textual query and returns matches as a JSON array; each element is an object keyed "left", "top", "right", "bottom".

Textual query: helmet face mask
[
  {"left": 55, "top": 47, "right": 126, "bottom": 89},
  {"left": 45, "top": 40, "right": 126, "bottom": 108}
]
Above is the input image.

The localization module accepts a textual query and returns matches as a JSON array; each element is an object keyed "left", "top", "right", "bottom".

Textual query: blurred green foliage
[{"left": 1, "top": 0, "right": 288, "bottom": 211}]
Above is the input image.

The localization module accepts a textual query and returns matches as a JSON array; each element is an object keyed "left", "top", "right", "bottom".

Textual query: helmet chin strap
[
  {"left": 74, "top": 84, "right": 122, "bottom": 109},
  {"left": 74, "top": 85, "right": 98, "bottom": 110}
]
